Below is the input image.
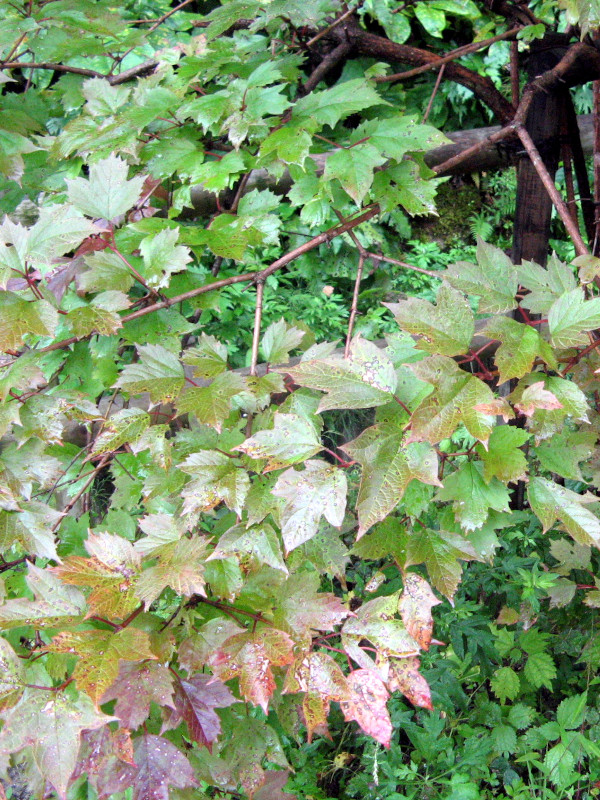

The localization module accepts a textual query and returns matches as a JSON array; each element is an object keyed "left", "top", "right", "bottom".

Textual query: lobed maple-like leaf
[
  {"left": 0, "top": 689, "right": 114, "bottom": 799},
  {"left": 387, "top": 655, "right": 432, "bottom": 709},
  {"left": 534, "top": 429, "right": 596, "bottom": 481},
  {"left": 139, "top": 227, "right": 192, "bottom": 289},
  {"left": 0, "top": 500, "right": 62, "bottom": 561},
  {"left": 234, "top": 413, "right": 323, "bottom": 472},
  {"left": 342, "top": 424, "right": 441, "bottom": 537},
  {"left": 210, "top": 627, "right": 294, "bottom": 713},
  {"left": 136, "top": 535, "right": 210, "bottom": 606},
  {"left": 517, "top": 254, "right": 577, "bottom": 314},
  {"left": 66, "top": 153, "right": 145, "bottom": 220},
  {"left": 340, "top": 669, "right": 393, "bottom": 748},
  {"left": 272, "top": 459, "right": 347, "bottom": 551},
  {"left": 178, "top": 618, "right": 245, "bottom": 675},
  {"left": 179, "top": 449, "right": 250, "bottom": 516},
  {"left": 444, "top": 238, "right": 518, "bottom": 313},
  {"left": 52, "top": 532, "right": 141, "bottom": 620},
  {"left": 398, "top": 573, "right": 441, "bottom": 651},
  {"left": 351, "top": 518, "right": 410, "bottom": 566},
  {"left": 513, "top": 380, "right": 563, "bottom": 418},
  {"left": 273, "top": 571, "right": 351, "bottom": 636},
  {"left": 528, "top": 476, "right": 600, "bottom": 549},
  {"left": 0, "top": 292, "right": 58, "bottom": 352},
  {"left": 162, "top": 673, "right": 236, "bottom": 749},
  {"left": 90, "top": 407, "right": 151, "bottom": 457},
  {"left": 436, "top": 461, "right": 510, "bottom": 532},
  {"left": 176, "top": 371, "right": 245, "bottom": 431},
  {"left": 72, "top": 727, "right": 136, "bottom": 800},
  {"left": 46, "top": 627, "right": 156, "bottom": 706},
  {"left": 0, "top": 562, "right": 86, "bottom": 630},
  {"left": 111, "top": 734, "right": 199, "bottom": 800},
  {"left": 482, "top": 316, "right": 557, "bottom": 383},
  {"left": 408, "top": 355, "right": 495, "bottom": 445},
  {"left": 182, "top": 333, "right": 228, "bottom": 378},
  {"left": 405, "top": 527, "right": 482, "bottom": 602},
  {"left": 548, "top": 287, "right": 600, "bottom": 348},
  {"left": 384, "top": 285, "right": 474, "bottom": 356},
  {"left": 476, "top": 426, "right": 529, "bottom": 483},
  {"left": 284, "top": 651, "right": 350, "bottom": 741},
  {"left": 323, "top": 142, "right": 386, "bottom": 205},
  {"left": 209, "top": 521, "right": 288, "bottom": 573},
  {"left": 261, "top": 318, "right": 306, "bottom": 364},
  {"left": 101, "top": 661, "right": 175, "bottom": 729},
  {"left": 284, "top": 337, "right": 397, "bottom": 412},
  {"left": 0, "top": 637, "right": 24, "bottom": 711},
  {"left": 115, "top": 343, "right": 185, "bottom": 404}
]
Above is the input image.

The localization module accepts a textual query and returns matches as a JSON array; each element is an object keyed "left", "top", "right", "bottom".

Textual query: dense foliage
[{"left": 3, "top": 0, "right": 600, "bottom": 798}]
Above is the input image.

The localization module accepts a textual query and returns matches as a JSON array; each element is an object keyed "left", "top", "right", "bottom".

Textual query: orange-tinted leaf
[
  {"left": 398, "top": 573, "right": 441, "bottom": 651},
  {"left": 101, "top": 661, "right": 175, "bottom": 729},
  {"left": 284, "top": 652, "right": 350, "bottom": 741},
  {"left": 388, "top": 656, "right": 432, "bottom": 710}
]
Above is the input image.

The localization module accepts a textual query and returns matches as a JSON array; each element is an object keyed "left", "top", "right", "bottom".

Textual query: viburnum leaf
[
  {"left": 384, "top": 285, "right": 474, "bottom": 356},
  {"left": 548, "top": 287, "right": 600, "bottom": 348},
  {"left": 210, "top": 627, "right": 294, "bottom": 713},
  {"left": 482, "top": 316, "right": 557, "bottom": 383},
  {"left": 66, "top": 154, "right": 145, "bottom": 219},
  {"left": 550, "top": 537, "right": 591, "bottom": 575},
  {"left": 574, "top": 254, "right": 600, "bottom": 284},
  {"left": 0, "top": 689, "right": 113, "bottom": 799},
  {"left": 90, "top": 407, "right": 150, "bottom": 457},
  {"left": 261, "top": 318, "right": 306, "bottom": 364},
  {"left": 352, "top": 518, "right": 410, "bottom": 566},
  {"left": 235, "top": 372, "right": 286, "bottom": 414},
  {"left": 0, "top": 501, "right": 62, "bottom": 560},
  {"left": 67, "top": 304, "right": 122, "bottom": 338},
  {"left": 405, "top": 527, "right": 483, "bottom": 602},
  {"left": 51, "top": 532, "right": 141, "bottom": 620},
  {"left": 293, "top": 78, "right": 386, "bottom": 128},
  {"left": 342, "top": 424, "right": 441, "bottom": 537},
  {"left": 176, "top": 371, "right": 245, "bottom": 432},
  {"left": 342, "top": 592, "right": 420, "bottom": 668},
  {"left": 517, "top": 253, "right": 577, "bottom": 314},
  {"left": 72, "top": 726, "right": 136, "bottom": 799},
  {"left": 273, "top": 570, "right": 350, "bottom": 636},
  {"left": 436, "top": 461, "right": 511, "bottom": 532},
  {"left": 179, "top": 450, "right": 250, "bottom": 516},
  {"left": 387, "top": 655, "right": 432, "bottom": 709},
  {"left": 209, "top": 521, "right": 287, "bottom": 573},
  {"left": 272, "top": 459, "right": 347, "bottom": 552},
  {"left": 293, "top": 520, "right": 351, "bottom": 580},
  {"left": 161, "top": 673, "right": 235, "bottom": 749},
  {"left": 139, "top": 227, "right": 192, "bottom": 289},
  {"left": 45, "top": 627, "right": 156, "bottom": 706},
  {"left": 115, "top": 344, "right": 185, "bottom": 404},
  {"left": 182, "top": 334, "right": 228, "bottom": 378},
  {"left": 398, "top": 573, "right": 441, "bottom": 650},
  {"left": 0, "top": 562, "right": 86, "bottom": 629},
  {"left": 350, "top": 114, "right": 450, "bottom": 161},
  {"left": 323, "top": 143, "right": 386, "bottom": 205},
  {"left": 444, "top": 238, "right": 519, "bottom": 313},
  {"left": 0, "top": 637, "right": 25, "bottom": 711},
  {"left": 340, "top": 669, "right": 393, "bottom": 748},
  {"left": 78, "top": 250, "right": 134, "bottom": 294},
  {"left": 528, "top": 476, "right": 600, "bottom": 548},
  {"left": 220, "top": 715, "right": 291, "bottom": 797},
  {"left": 253, "top": 771, "right": 296, "bottom": 800},
  {"left": 178, "top": 618, "right": 245, "bottom": 675},
  {"left": 116, "top": 734, "right": 198, "bottom": 800},
  {"left": 101, "top": 661, "right": 175, "bottom": 729},
  {"left": 476, "top": 426, "right": 530, "bottom": 483},
  {"left": 408, "top": 355, "right": 495, "bottom": 445},
  {"left": 135, "top": 535, "right": 210, "bottom": 606},
  {"left": 234, "top": 413, "right": 322, "bottom": 472},
  {"left": 0, "top": 293, "right": 58, "bottom": 351},
  {"left": 284, "top": 337, "right": 397, "bottom": 412},
  {"left": 284, "top": 651, "right": 350, "bottom": 741}
]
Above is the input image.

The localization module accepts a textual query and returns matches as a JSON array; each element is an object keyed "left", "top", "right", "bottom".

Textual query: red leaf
[
  {"left": 130, "top": 734, "right": 198, "bottom": 800},
  {"left": 101, "top": 661, "right": 175, "bottom": 729},
  {"left": 254, "top": 771, "right": 297, "bottom": 800},
  {"left": 161, "top": 674, "right": 235, "bottom": 749},
  {"left": 388, "top": 656, "right": 433, "bottom": 710},
  {"left": 398, "top": 573, "right": 441, "bottom": 651},
  {"left": 339, "top": 669, "right": 392, "bottom": 748}
]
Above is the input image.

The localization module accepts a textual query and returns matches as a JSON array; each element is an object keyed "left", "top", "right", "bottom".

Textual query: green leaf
[
  {"left": 0, "top": 501, "right": 62, "bottom": 561},
  {"left": 115, "top": 344, "right": 185, "bottom": 404},
  {"left": 66, "top": 154, "right": 145, "bottom": 219},
  {"left": 405, "top": 527, "right": 482, "bottom": 601},
  {"left": 415, "top": 2, "right": 447, "bottom": 36},
  {"left": 524, "top": 651, "right": 556, "bottom": 689},
  {"left": 482, "top": 316, "right": 557, "bottom": 383},
  {"left": 528, "top": 476, "right": 600, "bottom": 548},
  {"left": 436, "top": 461, "right": 510, "bottom": 532},
  {"left": 273, "top": 570, "right": 350, "bottom": 635},
  {"left": 350, "top": 114, "right": 450, "bottom": 161},
  {"left": 0, "top": 637, "right": 25, "bottom": 710},
  {"left": 234, "top": 412, "right": 322, "bottom": 472},
  {"left": 136, "top": 536, "right": 211, "bottom": 606},
  {"left": 182, "top": 334, "right": 228, "bottom": 378},
  {"left": 285, "top": 336, "right": 397, "bottom": 412},
  {"left": 210, "top": 522, "right": 287, "bottom": 573},
  {"left": 90, "top": 407, "right": 151, "bottom": 456},
  {"left": 444, "top": 239, "right": 519, "bottom": 313},
  {"left": 342, "top": 424, "right": 441, "bottom": 537},
  {"left": 535, "top": 429, "right": 596, "bottom": 480},
  {"left": 476, "top": 426, "right": 529, "bottom": 483},
  {"left": 139, "top": 227, "right": 192, "bottom": 290},
  {"left": 351, "top": 518, "right": 409, "bottom": 566},
  {"left": 517, "top": 254, "right": 577, "bottom": 315},
  {"left": 179, "top": 450, "right": 250, "bottom": 517},
  {"left": 491, "top": 723, "right": 517, "bottom": 755},
  {"left": 491, "top": 666, "right": 520, "bottom": 703},
  {"left": 0, "top": 563, "right": 86, "bottom": 629},
  {"left": 261, "top": 318, "right": 305, "bottom": 364},
  {"left": 548, "top": 287, "right": 600, "bottom": 348},
  {"left": 409, "top": 355, "right": 495, "bottom": 445},
  {"left": 273, "top": 460, "right": 347, "bottom": 552},
  {"left": 0, "top": 293, "right": 58, "bottom": 351},
  {"left": 556, "top": 691, "right": 587, "bottom": 729},
  {"left": 322, "top": 143, "right": 385, "bottom": 205},
  {"left": 202, "top": 0, "right": 259, "bottom": 40},
  {"left": 0, "top": 690, "right": 113, "bottom": 800},
  {"left": 385, "top": 285, "right": 474, "bottom": 357},
  {"left": 176, "top": 371, "right": 245, "bottom": 432},
  {"left": 293, "top": 78, "right": 386, "bottom": 129}
]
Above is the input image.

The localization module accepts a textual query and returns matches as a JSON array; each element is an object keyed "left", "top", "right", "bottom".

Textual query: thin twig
[
  {"left": 250, "top": 281, "right": 264, "bottom": 377},
  {"left": 514, "top": 122, "right": 589, "bottom": 256},
  {"left": 510, "top": 41, "right": 519, "bottom": 107},
  {"left": 305, "top": 6, "right": 358, "bottom": 48},
  {"left": 375, "top": 26, "right": 521, "bottom": 84},
  {"left": 51, "top": 454, "right": 111, "bottom": 532},
  {"left": 364, "top": 250, "right": 440, "bottom": 277},
  {"left": 345, "top": 252, "right": 365, "bottom": 358},
  {"left": 423, "top": 63, "right": 445, "bottom": 123}
]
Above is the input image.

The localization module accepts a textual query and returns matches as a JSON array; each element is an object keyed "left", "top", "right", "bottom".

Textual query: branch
[
  {"left": 0, "top": 58, "right": 159, "bottom": 85},
  {"left": 250, "top": 281, "right": 264, "bottom": 376}
]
